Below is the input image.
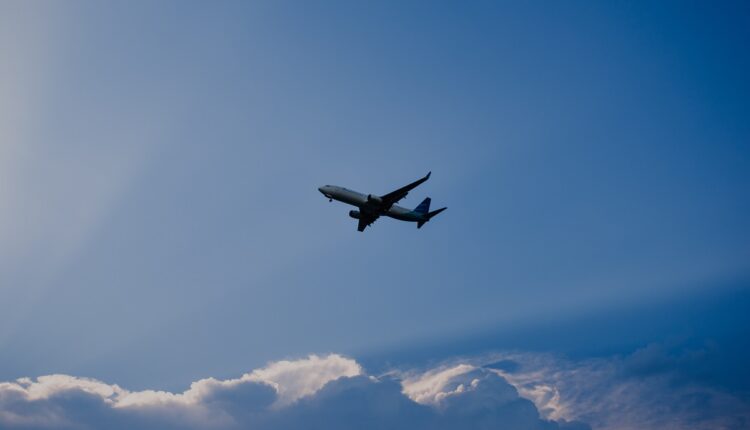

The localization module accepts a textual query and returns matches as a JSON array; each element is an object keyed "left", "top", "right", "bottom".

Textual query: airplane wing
[
  {"left": 357, "top": 213, "right": 379, "bottom": 232},
  {"left": 379, "top": 171, "right": 431, "bottom": 208}
]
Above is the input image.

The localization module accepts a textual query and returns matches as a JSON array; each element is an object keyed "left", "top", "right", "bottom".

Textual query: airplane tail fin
[
  {"left": 417, "top": 207, "right": 447, "bottom": 229},
  {"left": 414, "top": 197, "right": 431, "bottom": 215}
]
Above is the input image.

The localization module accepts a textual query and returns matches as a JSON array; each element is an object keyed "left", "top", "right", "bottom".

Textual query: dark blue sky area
[{"left": 0, "top": 1, "right": 748, "bottom": 398}]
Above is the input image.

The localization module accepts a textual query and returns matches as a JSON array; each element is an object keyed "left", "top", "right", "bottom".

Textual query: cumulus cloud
[
  {"left": 401, "top": 363, "right": 478, "bottom": 405},
  {"left": 245, "top": 353, "right": 362, "bottom": 407},
  {"left": 0, "top": 354, "right": 586, "bottom": 430},
  {"left": 402, "top": 365, "right": 589, "bottom": 430},
  {"left": 5, "top": 345, "right": 744, "bottom": 430}
]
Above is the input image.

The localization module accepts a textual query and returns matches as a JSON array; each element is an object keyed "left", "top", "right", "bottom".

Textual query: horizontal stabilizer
[{"left": 417, "top": 207, "right": 447, "bottom": 229}]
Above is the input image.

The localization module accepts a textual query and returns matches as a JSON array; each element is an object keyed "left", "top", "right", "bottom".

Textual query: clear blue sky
[{"left": 1, "top": 2, "right": 748, "bottom": 428}]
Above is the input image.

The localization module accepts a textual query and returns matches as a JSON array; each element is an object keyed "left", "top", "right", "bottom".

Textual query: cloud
[
  {"left": 403, "top": 365, "right": 589, "bottom": 430},
  {"left": 484, "top": 344, "right": 750, "bottom": 430},
  {"left": 0, "top": 354, "right": 586, "bottom": 430},
  {"left": 245, "top": 353, "right": 362, "bottom": 407},
  {"left": 4, "top": 345, "right": 745, "bottom": 429},
  {"left": 401, "top": 363, "right": 478, "bottom": 405}
]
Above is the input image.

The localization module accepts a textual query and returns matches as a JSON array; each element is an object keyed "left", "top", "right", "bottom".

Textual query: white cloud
[
  {"left": 0, "top": 353, "right": 584, "bottom": 430},
  {"left": 5, "top": 345, "right": 743, "bottom": 429},
  {"left": 245, "top": 353, "right": 362, "bottom": 407},
  {"left": 401, "top": 364, "right": 477, "bottom": 405},
  {"left": 7, "top": 375, "right": 124, "bottom": 403}
]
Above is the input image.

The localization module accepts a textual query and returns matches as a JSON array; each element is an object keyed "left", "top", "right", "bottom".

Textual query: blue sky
[{"left": 1, "top": 1, "right": 749, "bottom": 429}]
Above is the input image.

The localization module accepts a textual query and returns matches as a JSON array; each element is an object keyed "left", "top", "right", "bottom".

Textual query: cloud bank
[
  {"left": 0, "top": 354, "right": 587, "bottom": 430},
  {"left": 4, "top": 345, "right": 748, "bottom": 430}
]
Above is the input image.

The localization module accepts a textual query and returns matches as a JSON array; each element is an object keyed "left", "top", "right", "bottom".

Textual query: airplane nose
[{"left": 319, "top": 186, "right": 332, "bottom": 200}]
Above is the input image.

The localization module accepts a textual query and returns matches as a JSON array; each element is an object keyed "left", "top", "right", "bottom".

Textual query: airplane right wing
[{"left": 379, "top": 171, "right": 431, "bottom": 208}]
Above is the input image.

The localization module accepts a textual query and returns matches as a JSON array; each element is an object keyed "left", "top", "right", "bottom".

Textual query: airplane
[{"left": 318, "top": 172, "right": 447, "bottom": 232}]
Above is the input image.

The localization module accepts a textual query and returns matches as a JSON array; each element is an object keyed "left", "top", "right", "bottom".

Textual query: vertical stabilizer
[{"left": 414, "top": 197, "right": 431, "bottom": 215}]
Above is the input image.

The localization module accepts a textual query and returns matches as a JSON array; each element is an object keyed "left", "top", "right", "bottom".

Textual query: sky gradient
[{"left": 1, "top": 1, "right": 749, "bottom": 429}]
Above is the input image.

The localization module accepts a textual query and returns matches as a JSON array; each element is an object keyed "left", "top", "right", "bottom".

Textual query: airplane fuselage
[{"left": 318, "top": 185, "right": 425, "bottom": 222}]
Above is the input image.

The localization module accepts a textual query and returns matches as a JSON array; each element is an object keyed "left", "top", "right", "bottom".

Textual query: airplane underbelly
[{"left": 386, "top": 206, "right": 419, "bottom": 222}]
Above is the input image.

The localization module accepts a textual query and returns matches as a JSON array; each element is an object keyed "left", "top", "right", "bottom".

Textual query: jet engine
[
  {"left": 349, "top": 210, "right": 361, "bottom": 219},
  {"left": 367, "top": 194, "right": 383, "bottom": 205}
]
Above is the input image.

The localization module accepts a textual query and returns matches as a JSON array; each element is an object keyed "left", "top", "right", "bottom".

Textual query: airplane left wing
[
  {"left": 357, "top": 213, "right": 379, "bottom": 232},
  {"left": 379, "top": 171, "right": 431, "bottom": 208}
]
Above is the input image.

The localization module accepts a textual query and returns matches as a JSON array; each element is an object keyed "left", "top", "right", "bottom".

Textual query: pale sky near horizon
[{"left": 1, "top": 5, "right": 749, "bottom": 424}]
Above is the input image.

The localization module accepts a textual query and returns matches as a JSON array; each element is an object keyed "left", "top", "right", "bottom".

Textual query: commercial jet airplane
[{"left": 318, "top": 172, "right": 447, "bottom": 232}]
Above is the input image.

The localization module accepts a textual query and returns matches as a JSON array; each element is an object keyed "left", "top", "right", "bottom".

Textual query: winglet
[{"left": 426, "top": 171, "right": 431, "bottom": 179}]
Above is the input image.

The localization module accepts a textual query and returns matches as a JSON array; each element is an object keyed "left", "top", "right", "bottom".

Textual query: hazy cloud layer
[
  {"left": 0, "top": 354, "right": 586, "bottom": 430},
  {"left": 485, "top": 345, "right": 750, "bottom": 430}
]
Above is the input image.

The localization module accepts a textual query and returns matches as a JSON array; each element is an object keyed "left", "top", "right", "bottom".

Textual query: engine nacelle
[
  {"left": 349, "top": 210, "right": 361, "bottom": 219},
  {"left": 367, "top": 194, "right": 383, "bottom": 205}
]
